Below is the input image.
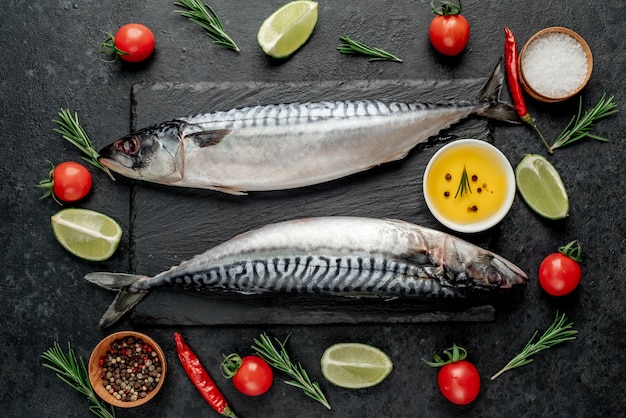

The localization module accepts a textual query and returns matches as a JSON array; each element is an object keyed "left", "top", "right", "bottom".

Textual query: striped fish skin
[
  {"left": 158, "top": 255, "right": 459, "bottom": 298},
  {"left": 85, "top": 217, "right": 527, "bottom": 328},
  {"left": 97, "top": 60, "right": 518, "bottom": 194}
]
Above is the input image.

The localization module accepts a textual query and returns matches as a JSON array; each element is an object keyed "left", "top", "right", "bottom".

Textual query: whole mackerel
[
  {"left": 86, "top": 217, "right": 527, "bottom": 328},
  {"left": 98, "top": 59, "right": 518, "bottom": 194}
]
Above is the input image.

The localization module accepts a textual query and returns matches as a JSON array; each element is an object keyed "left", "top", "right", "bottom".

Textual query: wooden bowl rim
[
  {"left": 518, "top": 26, "right": 593, "bottom": 103},
  {"left": 88, "top": 330, "right": 167, "bottom": 408}
]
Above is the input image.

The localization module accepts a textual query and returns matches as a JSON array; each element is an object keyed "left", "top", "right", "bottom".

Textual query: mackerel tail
[
  {"left": 477, "top": 57, "right": 520, "bottom": 124},
  {"left": 85, "top": 273, "right": 148, "bottom": 328}
]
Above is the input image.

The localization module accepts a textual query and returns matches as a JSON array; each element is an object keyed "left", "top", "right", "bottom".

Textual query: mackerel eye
[{"left": 115, "top": 136, "right": 141, "bottom": 156}]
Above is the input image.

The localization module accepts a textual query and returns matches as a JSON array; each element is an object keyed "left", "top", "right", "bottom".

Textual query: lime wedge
[
  {"left": 320, "top": 343, "right": 393, "bottom": 389},
  {"left": 51, "top": 208, "right": 122, "bottom": 261},
  {"left": 515, "top": 154, "right": 569, "bottom": 220},
  {"left": 257, "top": 1, "right": 318, "bottom": 58}
]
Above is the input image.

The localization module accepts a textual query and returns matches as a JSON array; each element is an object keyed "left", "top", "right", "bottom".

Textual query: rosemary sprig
[
  {"left": 490, "top": 312, "right": 577, "bottom": 380},
  {"left": 337, "top": 35, "right": 403, "bottom": 62},
  {"left": 251, "top": 333, "right": 331, "bottom": 410},
  {"left": 174, "top": 0, "right": 239, "bottom": 51},
  {"left": 454, "top": 165, "right": 472, "bottom": 198},
  {"left": 42, "top": 341, "right": 116, "bottom": 418},
  {"left": 53, "top": 109, "right": 114, "bottom": 180},
  {"left": 549, "top": 94, "right": 618, "bottom": 152}
]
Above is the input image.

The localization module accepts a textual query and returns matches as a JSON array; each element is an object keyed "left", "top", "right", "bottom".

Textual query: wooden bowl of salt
[{"left": 519, "top": 27, "right": 593, "bottom": 102}]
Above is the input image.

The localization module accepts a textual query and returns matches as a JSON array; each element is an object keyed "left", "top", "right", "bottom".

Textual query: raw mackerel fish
[
  {"left": 98, "top": 60, "right": 518, "bottom": 194},
  {"left": 86, "top": 217, "right": 528, "bottom": 328}
]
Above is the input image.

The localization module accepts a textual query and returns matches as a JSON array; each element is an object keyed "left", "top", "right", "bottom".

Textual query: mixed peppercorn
[
  {"left": 443, "top": 171, "right": 489, "bottom": 212},
  {"left": 98, "top": 335, "right": 163, "bottom": 402}
]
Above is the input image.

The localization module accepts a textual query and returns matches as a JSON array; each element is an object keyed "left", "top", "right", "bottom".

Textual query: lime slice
[
  {"left": 257, "top": 1, "right": 318, "bottom": 58},
  {"left": 320, "top": 343, "right": 393, "bottom": 389},
  {"left": 515, "top": 154, "right": 569, "bottom": 220},
  {"left": 51, "top": 208, "right": 122, "bottom": 261}
]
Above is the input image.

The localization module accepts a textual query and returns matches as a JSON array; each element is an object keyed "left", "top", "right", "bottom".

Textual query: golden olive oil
[{"left": 426, "top": 143, "right": 509, "bottom": 225}]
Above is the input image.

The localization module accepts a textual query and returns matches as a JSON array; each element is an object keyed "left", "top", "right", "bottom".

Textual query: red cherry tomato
[
  {"left": 38, "top": 161, "right": 92, "bottom": 203},
  {"left": 222, "top": 355, "right": 273, "bottom": 396},
  {"left": 423, "top": 344, "right": 480, "bottom": 405},
  {"left": 538, "top": 244, "right": 582, "bottom": 296},
  {"left": 53, "top": 162, "right": 92, "bottom": 202},
  {"left": 437, "top": 360, "right": 480, "bottom": 405},
  {"left": 114, "top": 23, "right": 155, "bottom": 62},
  {"left": 101, "top": 23, "right": 155, "bottom": 62},
  {"left": 429, "top": 1, "right": 470, "bottom": 56}
]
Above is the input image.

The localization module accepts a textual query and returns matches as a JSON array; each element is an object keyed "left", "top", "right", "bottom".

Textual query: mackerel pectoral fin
[
  {"left": 207, "top": 185, "right": 248, "bottom": 196},
  {"left": 85, "top": 273, "right": 148, "bottom": 328},
  {"left": 185, "top": 128, "right": 232, "bottom": 147}
]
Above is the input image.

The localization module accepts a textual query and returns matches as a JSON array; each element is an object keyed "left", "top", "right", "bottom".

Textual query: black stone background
[{"left": 1, "top": 1, "right": 625, "bottom": 417}]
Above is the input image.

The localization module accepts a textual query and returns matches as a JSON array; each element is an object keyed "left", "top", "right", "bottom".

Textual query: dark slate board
[{"left": 128, "top": 78, "right": 502, "bottom": 326}]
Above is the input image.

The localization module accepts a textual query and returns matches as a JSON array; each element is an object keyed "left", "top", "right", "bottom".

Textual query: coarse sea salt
[{"left": 521, "top": 32, "right": 588, "bottom": 99}]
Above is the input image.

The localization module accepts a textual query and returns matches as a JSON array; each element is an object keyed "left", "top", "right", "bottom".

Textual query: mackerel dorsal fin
[{"left": 186, "top": 129, "right": 232, "bottom": 147}]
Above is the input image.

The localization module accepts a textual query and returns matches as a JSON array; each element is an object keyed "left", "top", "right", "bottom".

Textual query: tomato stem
[
  {"left": 558, "top": 240, "right": 583, "bottom": 263},
  {"left": 431, "top": 0, "right": 462, "bottom": 16},
  {"left": 220, "top": 353, "right": 242, "bottom": 379},
  {"left": 99, "top": 32, "right": 130, "bottom": 62},
  {"left": 35, "top": 160, "right": 62, "bottom": 205},
  {"left": 422, "top": 343, "right": 468, "bottom": 367}
]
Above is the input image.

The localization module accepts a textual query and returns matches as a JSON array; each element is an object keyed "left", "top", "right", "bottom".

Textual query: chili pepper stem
[
  {"left": 222, "top": 406, "right": 237, "bottom": 418},
  {"left": 521, "top": 114, "right": 552, "bottom": 154}
]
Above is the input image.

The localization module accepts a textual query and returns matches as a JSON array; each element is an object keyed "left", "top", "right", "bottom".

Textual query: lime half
[
  {"left": 515, "top": 154, "right": 569, "bottom": 220},
  {"left": 320, "top": 343, "right": 393, "bottom": 389},
  {"left": 257, "top": 1, "right": 318, "bottom": 58},
  {"left": 51, "top": 208, "right": 122, "bottom": 261}
]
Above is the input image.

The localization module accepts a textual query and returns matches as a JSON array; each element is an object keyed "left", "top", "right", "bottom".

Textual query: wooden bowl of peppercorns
[{"left": 88, "top": 331, "right": 167, "bottom": 408}]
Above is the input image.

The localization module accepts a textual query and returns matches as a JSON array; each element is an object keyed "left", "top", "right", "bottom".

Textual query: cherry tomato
[
  {"left": 437, "top": 360, "right": 480, "bottom": 405},
  {"left": 429, "top": 1, "right": 470, "bottom": 56},
  {"left": 38, "top": 161, "right": 92, "bottom": 203},
  {"left": 101, "top": 23, "right": 155, "bottom": 62},
  {"left": 221, "top": 354, "right": 273, "bottom": 396},
  {"left": 538, "top": 241, "right": 582, "bottom": 296},
  {"left": 423, "top": 343, "right": 480, "bottom": 405}
]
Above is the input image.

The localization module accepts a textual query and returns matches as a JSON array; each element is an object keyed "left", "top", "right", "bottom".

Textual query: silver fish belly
[
  {"left": 98, "top": 60, "right": 518, "bottom": 194},
  {"left": 86, "top": 217, "right": 527, "bottom": 327},
  {"left": 174, "top": 101, "right": 477, "bottom": 193}
]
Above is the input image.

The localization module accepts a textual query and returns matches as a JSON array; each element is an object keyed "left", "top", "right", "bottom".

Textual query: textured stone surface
[{"left": 1, "top": 1, "right": 625, "bottom": 417}]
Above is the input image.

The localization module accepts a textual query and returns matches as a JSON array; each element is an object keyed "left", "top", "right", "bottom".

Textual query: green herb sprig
[
  {"left": 454, "top": 165, "right": 472, "bottom": 198},
  {"left": 251, "top": 333, "right": 331, "bottom": 410},
  {"left": 53, "top": 109, "right": 114, "bottom": 180},
  {"left": 337, "top": 35, "right": 403, "bottom": 62},
  {"left": 174, "top": 0, "right": 239, "bottom": 51},
  {"left": 490, "top": 312, "right": 577, "bottom": 380},
  {"left": 549, "top": 94, "right": 618, "bottom": 152},
  {"left": 42, "top": 341, "right": 116, "bottom": 418}
]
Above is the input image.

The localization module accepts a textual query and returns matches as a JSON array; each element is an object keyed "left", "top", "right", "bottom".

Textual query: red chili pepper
[
  {"left": 503, "top": 26, "right": 551, "bottom": 153},
  {"left": 174, "top": 332, "right": 238, "bottom": 418}
]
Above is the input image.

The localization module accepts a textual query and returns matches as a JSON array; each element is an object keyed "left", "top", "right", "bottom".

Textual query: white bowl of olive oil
[{"left": 423, "top": 139, "right": 516, "bottom": 234}]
